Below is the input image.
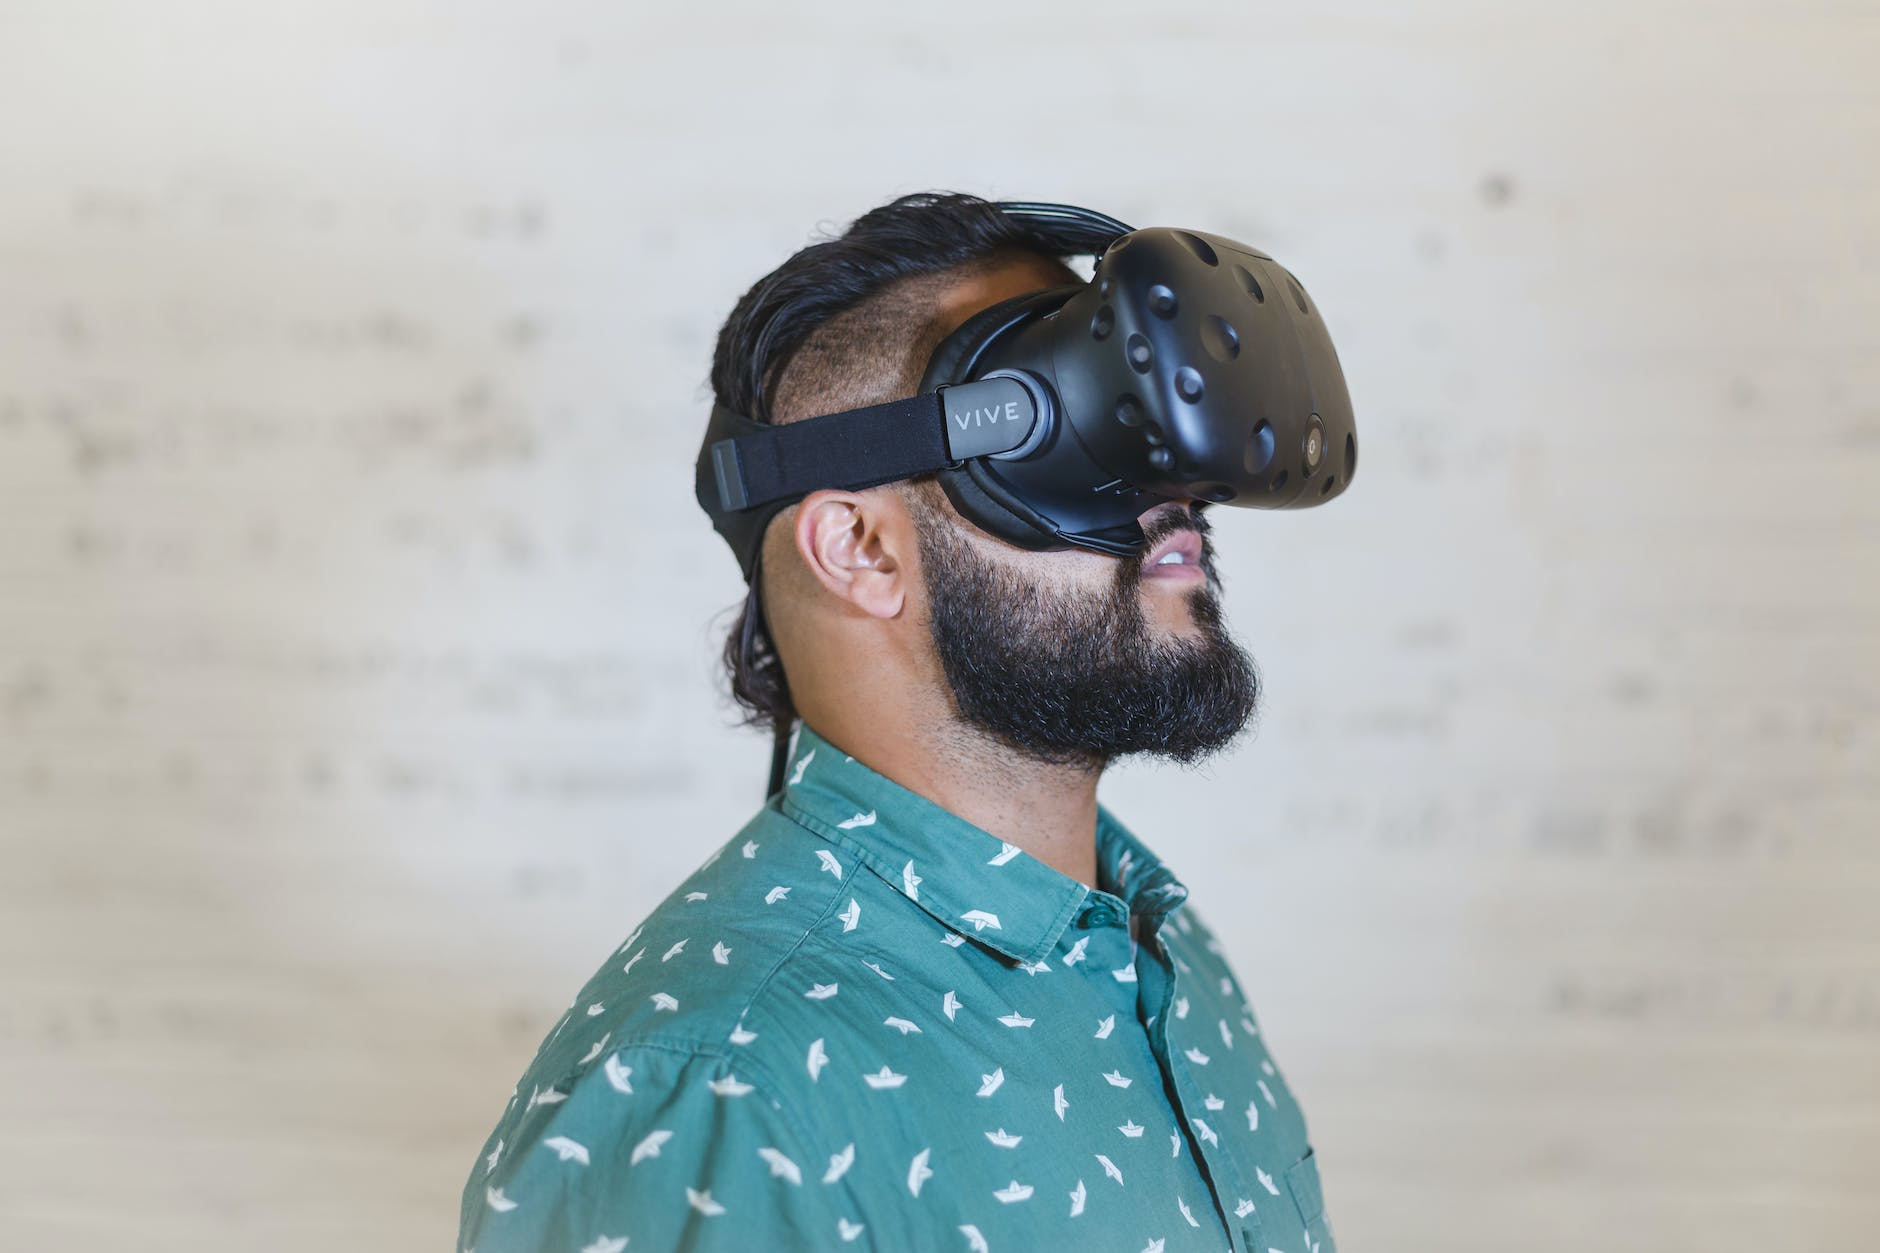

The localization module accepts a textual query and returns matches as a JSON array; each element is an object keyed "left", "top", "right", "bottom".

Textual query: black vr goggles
[
  {"left": 694, "top": 201, "right": 1356, "bottom": 796},
  {"left": 695, "top": 201, "right": 1357, "bottom": 584}
]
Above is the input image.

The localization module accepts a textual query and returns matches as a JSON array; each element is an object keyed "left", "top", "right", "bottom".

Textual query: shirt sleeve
[{"left": 461, "top": 1041, "right": 864, "bottom": 1253}]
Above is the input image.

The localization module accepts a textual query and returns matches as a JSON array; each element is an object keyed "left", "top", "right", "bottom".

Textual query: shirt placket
[{"left": 1134, "top": 879, "right": 1260, "bottom": 1253}]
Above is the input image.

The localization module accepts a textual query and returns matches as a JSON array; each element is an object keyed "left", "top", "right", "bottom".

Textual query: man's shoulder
[{"left": 525, "top": 807, "right": 855, "bottom": 1087}]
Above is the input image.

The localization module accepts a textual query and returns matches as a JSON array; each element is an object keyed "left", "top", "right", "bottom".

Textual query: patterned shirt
[{"left": 459, "top": 720, "right": 1335, "bottom": 1253}]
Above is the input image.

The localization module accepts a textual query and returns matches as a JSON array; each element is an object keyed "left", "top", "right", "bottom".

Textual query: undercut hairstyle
[{"left": 706, "top": 191, "right": 1084, "bottom": 734}]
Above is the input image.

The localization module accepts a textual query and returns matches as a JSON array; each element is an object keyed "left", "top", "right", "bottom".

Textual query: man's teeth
[{"left": 1156, "top": 551, "right": 1186, "bottom": 565}]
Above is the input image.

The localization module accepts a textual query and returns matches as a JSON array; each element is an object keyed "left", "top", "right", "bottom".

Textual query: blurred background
[{"left": 2, "top": 2, "right": 1876, "bottom": 1250}]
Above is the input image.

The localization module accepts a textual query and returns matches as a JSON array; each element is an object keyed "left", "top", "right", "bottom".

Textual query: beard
[{"left": 908, "top": 487, "right": 1261, "bottom": 770}]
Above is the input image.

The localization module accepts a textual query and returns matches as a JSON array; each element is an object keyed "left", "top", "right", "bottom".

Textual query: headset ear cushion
[
  {"left": 933, "top": 459, "right": 1063, "bottom": 552},
  {"left": 918, "top": 284, "right": 1082, "bottom": 391}
]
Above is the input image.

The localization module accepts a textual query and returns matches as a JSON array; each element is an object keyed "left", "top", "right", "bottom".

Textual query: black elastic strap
[{"left": 712, "top": 392, "right": 953, "bottom": 513}]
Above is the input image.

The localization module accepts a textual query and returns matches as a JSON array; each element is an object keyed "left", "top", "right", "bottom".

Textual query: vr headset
[{"left": 694, "top": 201, "right": 1356, "bottom": 793}]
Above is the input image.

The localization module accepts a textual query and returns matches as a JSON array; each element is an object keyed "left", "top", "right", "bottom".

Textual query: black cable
[
  {"left": 742, "top": 553, "right": 794, "bottom": 800},
  {"left": 768, "top": 717, "right": 791, "bottom": 801},
  {"left": 994, "top": 200, "right": 1136, "bottom": 240}
]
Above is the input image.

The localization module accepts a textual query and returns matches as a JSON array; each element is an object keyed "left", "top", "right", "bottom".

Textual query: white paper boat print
[
  {"left": 907, "top": 1147, "right": 933, "bottom": 1195},
  {"left": 629, "top": 1128, "right": 672, "bottom": 1164},
  {"left": 757, "top": 1146, "right": 802, "bottom": 1184},
  {"left": 541, "top": 1135, "right": 589, "bottom": 1164},
  {"left": 604, "top": 1055, "right": 633, "bottom": 1093}
]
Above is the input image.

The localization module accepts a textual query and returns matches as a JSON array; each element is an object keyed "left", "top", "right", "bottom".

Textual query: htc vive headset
[
  {"left": 697, "top": 201, "right": 1355, "bottom": 579},
  {"left": 694, "top": 201, "right": 1356, "bottom": 792}
]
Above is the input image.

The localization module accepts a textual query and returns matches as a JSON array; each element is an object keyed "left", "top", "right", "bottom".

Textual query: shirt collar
[{"left": 775, "top": 719, "right": 1190, "bottom": 968}]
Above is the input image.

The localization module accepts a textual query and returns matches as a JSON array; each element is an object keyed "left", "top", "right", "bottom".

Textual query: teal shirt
[{"left": 460, "top": 721, "right": 1334, "bottom": 1253}]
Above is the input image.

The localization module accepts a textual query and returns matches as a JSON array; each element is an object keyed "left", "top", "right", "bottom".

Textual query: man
[{"left": 459, "top": 193, "right": 1335, "bottom": 1253}]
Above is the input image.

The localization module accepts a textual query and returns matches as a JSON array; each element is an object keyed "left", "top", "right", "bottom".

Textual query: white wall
[{"left": 1, "top": 3, "right": 1875, "bottom": 1250}]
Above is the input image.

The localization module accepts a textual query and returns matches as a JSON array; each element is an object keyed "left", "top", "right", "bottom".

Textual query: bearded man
[{"left": 459, "top": 192, "right": 1336, "bottom": 1253}]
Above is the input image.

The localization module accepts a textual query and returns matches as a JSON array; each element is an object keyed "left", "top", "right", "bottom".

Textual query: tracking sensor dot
[
  {"left": 1233, "top": 263, "right": 1265, "bottom": 303},
  {"left": 1201, "top": 315, "right": 1240, "bottom": 362},
  {"left": 1173, "top": 231, "right": 1219, "bottom": 266},
  {"left": 1286, "top": 274, "right": 1309, "bottom": 314},
  {"left": 1126, "top": 333, "right": 1153, "bottom": 372},
  {"left": 1245, "top": 419, "right": 1276, "bottom": 473}
]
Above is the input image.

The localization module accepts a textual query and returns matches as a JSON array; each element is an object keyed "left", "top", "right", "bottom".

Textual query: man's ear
[{"left": 791, "top": 488, "right": 911, "bottom": 620}]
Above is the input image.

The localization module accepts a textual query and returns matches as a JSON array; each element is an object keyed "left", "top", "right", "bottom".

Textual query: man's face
[{"left": 904, "top": 481, "right": 1261, "bottom": 768}]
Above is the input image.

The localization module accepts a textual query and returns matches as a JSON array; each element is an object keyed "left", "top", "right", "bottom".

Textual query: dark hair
[{"left": 708, "top": 191, "right": 1088, "bottom": 734}]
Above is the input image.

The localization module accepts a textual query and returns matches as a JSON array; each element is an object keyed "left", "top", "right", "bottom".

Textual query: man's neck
[{"left": 803, "top": 708, "right": 1106, "bottom": 892}]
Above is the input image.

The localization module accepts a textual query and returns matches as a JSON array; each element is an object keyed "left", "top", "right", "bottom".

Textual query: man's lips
[{"left": 1141, "top": 527, "right": 1205, "bottom": 580}]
